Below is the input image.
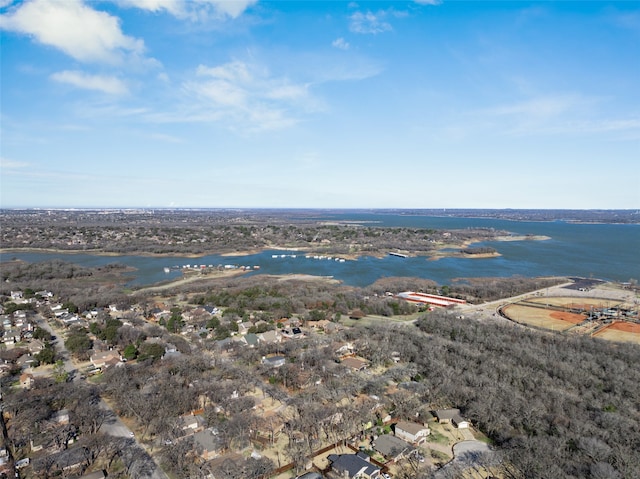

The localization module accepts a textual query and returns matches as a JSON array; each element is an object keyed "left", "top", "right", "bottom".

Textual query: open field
[
  {"left": 501, "top": 292, "right": 640, "bottom": 343},
  {"left": 501, "top": 303, "right": 577, "bottom": 331},
  {"left": 594, "top": 321, "right": 640, "bottom": 343}
]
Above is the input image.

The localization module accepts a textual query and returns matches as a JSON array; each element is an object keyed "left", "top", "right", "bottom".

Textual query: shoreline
[{"left": 0, "top": 233, "right": 551, "bottom": 263}]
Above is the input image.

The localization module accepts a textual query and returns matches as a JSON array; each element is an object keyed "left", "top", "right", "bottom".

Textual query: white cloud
[
  {"left": 50, "top": 70, "right": 129, "bottom": 95},
  {"left": 488, "top": 96, "right": 577, "bottom": 119},
  {"left": 472, "top": 94, "right": 640, "bottom": 138},
  {"left": 413, "top": 0, "right": 442, "bottom": 5},
  {"left": 0, "top": 0, "right": 145, "bottom": 64},
  {"left": 349, "top": 10, "right": 392, "bottom": 34},
  {"left": 0, "top": 157, "right": 29, "bottom": 169},
  {"left": 116, "top": 0, "right": 258, "bottom": 20},
  {"left": 116, "top": 0, "right": 184, "bottom": 16},
  {"left": 181, "top": 60, "right": 313, "bottom": 130},
  {"left": 332, "top": 37, "right": 350, "bottom": 50},
  {"left": 208, "top": 0, "right": 257, "bottom": 19}
]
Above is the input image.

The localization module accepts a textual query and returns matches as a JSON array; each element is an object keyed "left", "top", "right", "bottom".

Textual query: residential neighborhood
[{"left": 0, "top": 287, "right": 490, "bottom": 479}]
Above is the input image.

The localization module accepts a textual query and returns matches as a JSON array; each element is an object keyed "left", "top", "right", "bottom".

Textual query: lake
[{"left": 1, "top": 213, "right": 638, "bottom": 287}]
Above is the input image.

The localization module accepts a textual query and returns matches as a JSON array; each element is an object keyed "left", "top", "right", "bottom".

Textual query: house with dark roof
[
  {"left": 434, "top": 408, "right": 470, "bottom": 429},
  {"left": 373, "top": 434, "right": 414, "bottom": 461},
  {"left": 262, "top": 355, "right": 286, "bottom": 368},
  {"left": 328, "top": 453, "right": 381, "bottom": 479},
  {"left": 193, "top": 428, "right": 225, "bottom": 460}
]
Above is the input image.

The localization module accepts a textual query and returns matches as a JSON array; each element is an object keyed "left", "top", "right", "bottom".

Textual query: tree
[
  {"left": 53, "top": 360, "right": 69, "bottom": 383},
  {"left": 138, "top": 342, "right": 164, "bottom": 361},
  {"left": 103, "top": 318, "right": 122, "bottom": 344},
  {"left": 65, "top": 329, "right": 92, "bottom": 359},
  {"left": 33, "top": 326, "right": 52, "bottom": 341},
  {"left": 37, "top": 345, "right": 56, "bottom": 365},
  {"left": 123, "top": 344, "right": 138, "bottom": 360},
  {"left": 62, "top": 300, "right": 79, "bottom": 313},
  {"left": 167, "top": 311, "right": 184, "bottom": 333}
]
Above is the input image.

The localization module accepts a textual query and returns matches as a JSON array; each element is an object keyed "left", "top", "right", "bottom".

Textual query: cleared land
[
  {"left": 501, "top": 292, "right": 640, "bottom": 344},
  {"left": 502, "top": 303, "right": 577, "bottom": 331},
  {"left": 594, "top": 321, "right": 640, "bottom": 343}
]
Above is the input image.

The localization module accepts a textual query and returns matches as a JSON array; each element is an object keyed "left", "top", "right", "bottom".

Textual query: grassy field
[
  {"left": 502, "top": 297, "right": 640, "bottom": 344},
  {"left": 501, "top": 304, "right": 576, "bottom": 331}
]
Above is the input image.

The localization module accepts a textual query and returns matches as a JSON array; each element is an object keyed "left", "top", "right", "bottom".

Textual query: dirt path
[{"left": 132, "top": 269, "right": 249, "bottom": 293}]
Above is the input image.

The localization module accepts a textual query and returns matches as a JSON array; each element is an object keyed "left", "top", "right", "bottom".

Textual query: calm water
[{"left": 1, "top": 214, "right": 638, "bottom": 287}]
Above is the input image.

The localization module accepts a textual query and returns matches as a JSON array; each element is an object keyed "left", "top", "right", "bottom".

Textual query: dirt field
[
  {"left": 501, "top": 304, "right": 576, "bottom": 331},
  {"left": 549, "top": 311, "right": 585, "bottom": 324},
  {"left": 593, "top": 321, "right": 640, "bottom": 344},
  {"left": 502, "top": 296, "right": 640, "bottom": 344}
]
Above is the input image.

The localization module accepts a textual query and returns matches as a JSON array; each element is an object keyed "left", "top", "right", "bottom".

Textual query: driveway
[{"left": 434, "top": 440, "right": 493, "bottom": 478}]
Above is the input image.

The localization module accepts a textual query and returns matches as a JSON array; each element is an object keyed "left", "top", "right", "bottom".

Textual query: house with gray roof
[
  {"left": 373, "top": 434, "right": 413, "bottom": 461},
  {"left": 434, "top": 408, "right": 470, "bottom": 429},
  {"left": 193, "top": 428, "right": 224, "bottom": 460},
  {"left": 328, "top": 453, "right": 381, "bottom": 479}
]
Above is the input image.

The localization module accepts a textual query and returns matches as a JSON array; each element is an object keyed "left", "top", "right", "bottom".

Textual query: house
[
  {"left": 30, "top": 437, "right": 49, "bottom": 453},
  {"left": 28, "top": 339, "right": 45, "bottom": 354},
  {"left": 60, "top": 313, "right": 81, "bottom": 327},
  {"left": 10, "top": 291, "right": 24, "bottom": 301},
  {"left": 238, "top": 321, "right": 252, "bottom": 335},
  {"left": 262, "top": 355, "right": 286, "bottom": 368},
  {"left": 395, "top": 421, "right": 430, "bottom": 445},
  {"left": 434, "top": 408, "right": 470, "bottom": 429},
  {"left": 90, "top": 350, "right": 121, "bottom": 369},
  {"left": 373, "top": 434, "right": 413, "bottom": 461},
  {"left": 328, "top": 453, "right": 381, "bottom": 479},
  {"left": 312, "top": 319, "right": 341, "bottom": 334},
  {"left": 242, "top": 333, "right": 259, "bottom": 348},
  {"left": 335, "top": 342, "right": 355, "bottom": 356},
  {"left": 193, "top": 428, "right": 224, "bottom": 460},
  {"left": 340, "top": 357, "right": 368, "bottom": 372},
  {"left": 32, "top": 446, "right": 85, "bottom": 473},
  {"left": 178, "top": 413, "right": 206, "bottom": 434},
  {"left": 201, "top": 305, "right": 219, "bottom": 315},
  {"left": 206, "top": 453, "right": 244, "bottom": 475},
  {"left": 16, "top": 354, "right": 38, "bottom": 369},
  {"left": 3, "top": 328, "right": 21, "bottom": 345},
  {"left": 258, "top": 330, "right": 282, "bottom": 344}
]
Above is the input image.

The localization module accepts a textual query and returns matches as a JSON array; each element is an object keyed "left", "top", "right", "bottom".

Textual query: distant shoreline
[{"left": 0, "top": 234, "right": 552, "bottom": 262}]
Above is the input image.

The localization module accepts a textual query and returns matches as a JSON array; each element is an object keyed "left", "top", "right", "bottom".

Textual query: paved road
[{"left": 434, "top": 440, "right": 493, "bottom": 478}]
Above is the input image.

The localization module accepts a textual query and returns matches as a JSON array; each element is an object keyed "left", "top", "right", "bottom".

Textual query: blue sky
[{"left": 1, "top": 0, "right": 638, "bottom": 209}]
